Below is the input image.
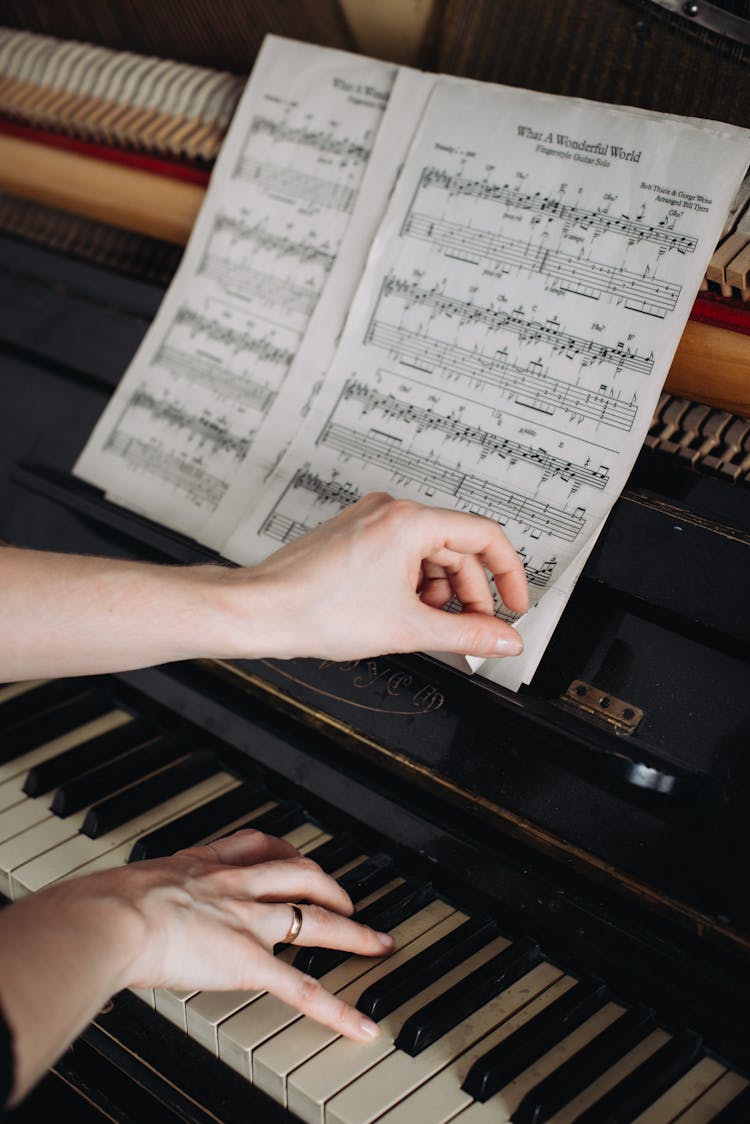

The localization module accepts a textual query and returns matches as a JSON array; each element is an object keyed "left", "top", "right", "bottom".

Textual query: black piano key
[
  {"left": 711, "top": 1083, "right": 750, "bottom": 1122},
  {"left": 302, "top": 833, "right": 361, "bottom": 874},
  {"left": 81, "top": 748, "right": 220, "bottom": 838},
  {"left": 337, "top": 852, "right": 394, "bottom": 902},
  {"left": 51, "top": 735, "right": 182, "bottom": 817},
  {"left": 462, "top": 978, "right": 609, "bottom": 1103},
  {"left": 0, "top": 690, "right": 112, "bottom": 764},
  {"left": 225, "top": 800, "right": 306, "bottom": 839},
  {"left": 511, "top": 1004, "right": 655, "bottom": 1124},
  {"left": 396, "top": 936, "right": 540, "bottom": 1057},
  {"left": 293, "top": 881, "right": 435, "bottom": 978},
  {"left": 127, "top": 778, "right": 269, "bottom": 861},
  {"left": 571, "top": 1030, "right": 703, "bottom": 1124},
  {"left": 0, "top": 679, "right": 85, "bottom": 729},
  {"left": 23, "top": 716, "right": 159, "bottom": 797},
  {"left": 357, "top": 917, "right": 499, "bottom": 1021}
]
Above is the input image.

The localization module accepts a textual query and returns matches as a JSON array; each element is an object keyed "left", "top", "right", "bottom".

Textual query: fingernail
[
  {"left": 495, "top": 635, "right": 523, "bottom": 656},
  {"left": 377, "top": 931, "right": 394, "bottom": 950},
  {"left": 359, "top": 1017, "right": 380, "bottom": 1040}
]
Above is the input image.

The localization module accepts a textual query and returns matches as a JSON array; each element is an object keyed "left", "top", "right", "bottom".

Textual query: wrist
[{"left": 194, "top": 564, "right": 292, "bottom": 662}]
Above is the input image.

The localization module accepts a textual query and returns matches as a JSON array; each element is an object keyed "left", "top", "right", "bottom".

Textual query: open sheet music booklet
[{"left": 75, "top": 35, "right": 750, "bottom": 691}]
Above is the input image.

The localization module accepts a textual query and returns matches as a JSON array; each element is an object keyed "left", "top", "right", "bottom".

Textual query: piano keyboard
[{"left": 1, "top": 678, "right": 748, "bottom": 1123}]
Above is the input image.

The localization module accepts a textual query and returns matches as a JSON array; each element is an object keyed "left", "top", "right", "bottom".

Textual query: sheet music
[
  {"left": 203, "top": 66, "right": 438, "bottom": 546},
  {"left": 74, "top": 36, "right": 398, "bottom": 539},
  {"left": 222, "top": 75, "right": 750, "bottom": 688}
]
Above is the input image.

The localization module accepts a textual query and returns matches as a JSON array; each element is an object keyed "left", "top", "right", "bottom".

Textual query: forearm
[
  {"left": 0, "top": 546, "right": 260, "bottom": 680},
  {"left": 0, "top": 497, "right": 527, "bottom": 680},
  {"left": 0, "top": 882, "right": 141, "bottom": 1106}
]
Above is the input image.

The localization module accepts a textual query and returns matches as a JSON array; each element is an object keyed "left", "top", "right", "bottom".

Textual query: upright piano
[{"left": 0, "top": 1, "right": 749, "bottom": 1120}]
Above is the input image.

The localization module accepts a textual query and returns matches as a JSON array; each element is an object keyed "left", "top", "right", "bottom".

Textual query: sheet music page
[
  {"left": 203, "top": 65, "right": 437, "bottom": 547},
  {"left": 74, "top": 36, "right": 399, "bottom": 540},
  {"left": 222, "top": 74, "right": 750, "bottom": 689}
]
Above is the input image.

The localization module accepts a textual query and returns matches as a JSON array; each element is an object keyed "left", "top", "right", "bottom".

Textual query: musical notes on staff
[
  {"left": 335, "top": 380, "right": 610, "bottom": 494},
  {"left": 199, "top": 255, "right": 320, "bottom": 318},
  {"left": 101, "top": 433, "right": 229, "bottom": 508},
  {"left": 416, "top": 167, "right": 698, "bottom": 255},
  {"left": 260, "top": 468, "right": 363, "bottom": 544},
  {"left": 365, "top": 320, "right": 638, "bottom": 431},
  {"left": 233, "top": 158, "right": 359, "bottom": 213},
  {"left": 210, "top": 213, "right": 337, "bottom": 270},
  {"left": 74, "top": 37, "right": 396, "bottom": 538},
  {"left": 246, "top": 115, "right": 372, "bottom": 164},
  {"left": 319, "top": 421, "right": 586, "bottom": 540},
  {"left": 380, "top": 277, "right": 655, "bottom": 377},
  {"left": 404, "top": 212, "right": 681, "bottom": 317},
  {"left": 107, "top": 388, "right": 251, "bottom": 460}
]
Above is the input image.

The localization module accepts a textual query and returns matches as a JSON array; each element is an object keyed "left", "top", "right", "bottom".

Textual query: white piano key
[
  {"left": 10, "top": 772, "right": 238, "bottom": 897},
  {"left": 153, "top": 820, "right": 329, "bottom": 1029},
  {"left": 446, "top": 1002, "right": 626, "bottom": 1123},
  {"left": 216, "top": 877, "right": 406, "bottom": 1076},
  {"left": 324, "top": 961, "right": 564, "bottom": 1124},
  {"left": 0, "top": 803, "right": 92, "bottom": 896},
  {"left": 0, "top": 680, "right": 46, "bottom": 704},
  {"left": 377, "top": 974, "right": 577, "bottom": 1124},
  {"left": 252, "top": 898, "right": 456, "bottom": 1105},
  {"left": 0, "top": 792, "right": 52, "bottom": 839},
  {"left": 547, "top": 1028, "right": 671, "bottom": 1123},
  {"left": 281, "top": 823, "right": 328, "bottom": 851},
  {"left": 0, "top": 775, "right": 33, "bottom": 813},
  {"left": 187, "top": 946, "right": 299, "bottom": 1052},
  {"left": 0, "top": 709, "right": 130, "bottom": 784},
  {"left": 289, "top": 930, "right": 509, "bottom": 1124},
  {"left": 673, "top": 1070, "right": 749, "bottom": 1122},
  {"left": 632, "top": 1056, "right": 727, "bottom": 1123}
]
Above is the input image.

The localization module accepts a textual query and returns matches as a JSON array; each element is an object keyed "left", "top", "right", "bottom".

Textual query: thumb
[{"left": 414, "top": 604, "right": 524, "bottom": 659}]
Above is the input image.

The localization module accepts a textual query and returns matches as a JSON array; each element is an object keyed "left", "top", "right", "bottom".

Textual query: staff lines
[
  {"left": 391, "top": 368, "right": 618, "bottom": 454},
  {"left": 365, "top": 320, "right": 638, "bottom": 432},
  {"left": 416, "top": 166, "right": 697, "bottom": 255},
  {"left": 404, "top": 212, "right": 681, "bottom": 317},
  {"left": 334, "top": 379, "right": 610, "bottom": 494},
  {"left": 380, "top": 276, "right": 654, "bottom": 377},
  {"left": 208, "top": 213, "right": 337, "bottom": 271}
]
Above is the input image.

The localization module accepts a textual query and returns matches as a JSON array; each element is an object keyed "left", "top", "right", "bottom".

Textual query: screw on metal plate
[
  {"left": 562, "top": 680, "right": 643, "bottom": 735},
  {"left": 683, "top": 2, "right": 700, "bottom": 16}
]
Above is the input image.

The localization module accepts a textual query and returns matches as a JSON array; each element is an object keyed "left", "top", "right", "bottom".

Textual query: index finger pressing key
[{"left": 259, "top": 939, "right": 385, "bottom": 1043}]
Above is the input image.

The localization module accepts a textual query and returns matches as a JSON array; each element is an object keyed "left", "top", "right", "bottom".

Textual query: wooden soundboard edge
[{"left": 1, "top": 132, "right": 748, "bottom": 418}]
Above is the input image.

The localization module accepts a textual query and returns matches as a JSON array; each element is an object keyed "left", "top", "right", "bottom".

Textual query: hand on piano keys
[
  {"left": 1, "top": 677, "right": 749, "bottom": 1122},
  {"left": 0, "top": 686, "right": 396, "bottom": 1108}
]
